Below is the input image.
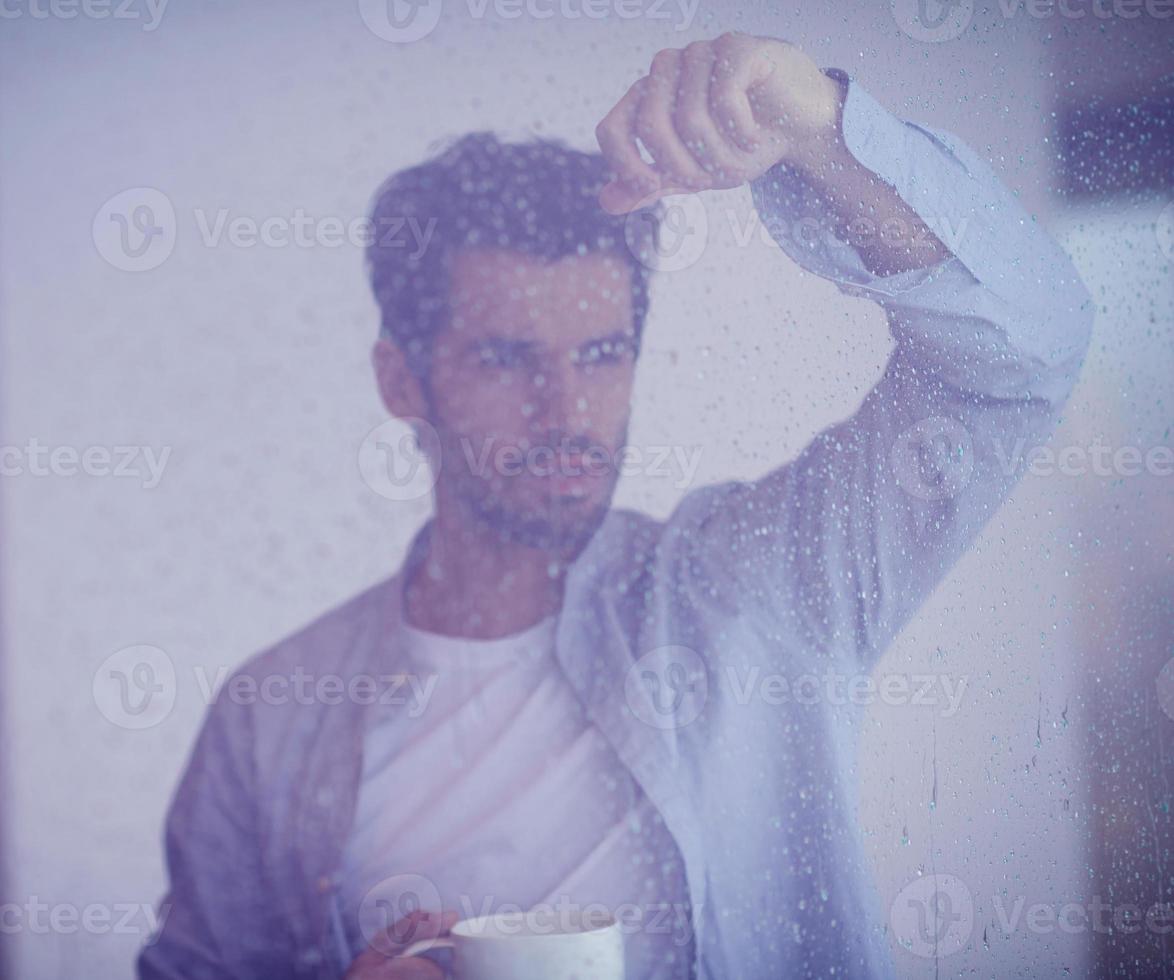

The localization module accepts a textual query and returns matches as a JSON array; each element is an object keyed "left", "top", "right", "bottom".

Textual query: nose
[{"left": 529, "top": 356, "right": 585, "bottom": 434}]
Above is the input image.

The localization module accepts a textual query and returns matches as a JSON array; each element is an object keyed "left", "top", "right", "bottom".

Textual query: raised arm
[{"left": 596, "top": 33, "right": 1094, "bottom": 670}]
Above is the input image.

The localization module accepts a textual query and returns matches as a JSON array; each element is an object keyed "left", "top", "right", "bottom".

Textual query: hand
[
  {"left": 344, "top": 909, "right": 458, "bottom": 979},
  {"left": 595, "top": 32, "right": 843, "bottom": 214}
]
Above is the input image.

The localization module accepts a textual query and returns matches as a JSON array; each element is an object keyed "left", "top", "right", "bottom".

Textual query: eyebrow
[
  {"left": 467, "top": 336, "right": 541, "bottom": 358},
  {"left": 468, "top": 329, "right": 635, "bottom": 358}
]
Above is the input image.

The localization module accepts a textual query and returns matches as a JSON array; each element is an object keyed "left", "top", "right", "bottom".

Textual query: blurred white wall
[{"left": 3, "top": 1, "right": 1155, "bottom": 977}]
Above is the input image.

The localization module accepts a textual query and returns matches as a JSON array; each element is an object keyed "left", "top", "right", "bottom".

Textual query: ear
[{"left": 372, "top": 336, "right": 429, "bottom": 421}]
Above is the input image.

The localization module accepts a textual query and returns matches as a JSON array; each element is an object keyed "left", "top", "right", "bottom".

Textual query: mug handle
[{"left": 400, "top": 935, "right": 456, "bottom": 959}]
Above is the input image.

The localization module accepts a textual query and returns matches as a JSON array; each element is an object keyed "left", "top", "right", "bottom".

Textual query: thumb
[
  {"left": 371, "top": 908, "right": 458, "bottom": 958},
  {"left": 599, "top": 177, "right": 648, "bottom": 216},
  {"left": 599, "top": 177, "right": 694, "bottom": 216}
]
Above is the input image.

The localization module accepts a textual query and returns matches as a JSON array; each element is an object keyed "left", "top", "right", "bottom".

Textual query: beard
[
  {"left": 442, "top": 432, "right": 626, "bottom": 561},
  {"left": 432, "top": 417, "right": 630, "bottom": 561},
  {"left": 456, "top": 472, "right": 617, "bottom": 560}
]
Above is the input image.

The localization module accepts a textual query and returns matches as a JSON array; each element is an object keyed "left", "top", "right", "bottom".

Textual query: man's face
[{"left": 424, "top": 247, "right": 639, "bottom": 557}]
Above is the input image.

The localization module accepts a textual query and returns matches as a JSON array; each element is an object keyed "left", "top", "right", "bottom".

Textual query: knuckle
[
  {"left": 709, "top": 81, "right": 743, "bottom": 117},
  {"left": 649, "top": 48, "right": 679, "bottom": 74},
  {"left": 633, "top": 103, "right": 662, "bottom": 139},
  {"left": 672, "top": 108, "right": 709, "bottom": 144}
]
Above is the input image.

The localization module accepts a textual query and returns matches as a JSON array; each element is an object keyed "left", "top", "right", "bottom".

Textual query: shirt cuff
[{"left": 749, "top": 67, "right": 975, "bottom": 299}]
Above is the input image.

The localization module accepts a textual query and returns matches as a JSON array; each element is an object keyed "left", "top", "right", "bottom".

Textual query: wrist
[{"left": 776, "top": 68, "right": 849, "bottom": 180}]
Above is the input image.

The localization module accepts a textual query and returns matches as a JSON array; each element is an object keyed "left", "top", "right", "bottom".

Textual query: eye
[
  {"left": 575, "top": 338, "right": 633, "bottom": 368},
  {"left": 476, "top": 345, "right": 525, "bottom": 370}
]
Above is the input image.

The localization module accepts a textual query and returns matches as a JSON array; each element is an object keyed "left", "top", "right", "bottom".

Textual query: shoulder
[
  {"left": 193, "top": 573, "right": 403, "bottom": 749},
  {"left": 233, "top": 573, "right": 402, "bottom": 685}
]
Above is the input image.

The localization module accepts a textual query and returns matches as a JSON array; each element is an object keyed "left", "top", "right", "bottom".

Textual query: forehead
[{"left": 447, "top": 247, "right": 634, "bottom": 345}]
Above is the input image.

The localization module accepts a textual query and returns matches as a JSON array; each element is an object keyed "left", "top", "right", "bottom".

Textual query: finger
[
  {"left": 596, "top": 78, "right": 659, "bottom": 212},
  {"left": 368, "top": 909, "right": 451, "bottom": 958},
  {"left": 600, "top": 179, "right": 692, "bottom": 216},
  {"left": 710, "top": 33, "right": 775, "bottom": 150},
  {"left": 674, "top": 40, "right": 751, "bottom": 181},
  {"left": 389, "top": 958, "right": 446, "bottom": 980},
  {"left": 361, "top": 955, "right": 445, "bottom": 980},
  {"left": 634, "top": 49, "right": 711, "bottom": 191},
  {"left": 346, "top": 948, "right": 445, "bottom": 980}
]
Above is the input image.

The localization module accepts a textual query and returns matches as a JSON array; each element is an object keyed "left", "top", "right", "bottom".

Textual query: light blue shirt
[{"left": 540, "top": 71, "right": 1093, "bottom": 977}]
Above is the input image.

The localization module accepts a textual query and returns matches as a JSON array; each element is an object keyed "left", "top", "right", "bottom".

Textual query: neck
[{"left": 404, "top": 489, "right": 569, "bottom": 640}]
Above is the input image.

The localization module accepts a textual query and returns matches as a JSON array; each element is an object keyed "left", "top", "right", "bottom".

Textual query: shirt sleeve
[
  {"left": 661, "top": 68, "right": 1095, "bottom": 672},
  {"left": 137, "top": 695, "right": 297, "bottom": 980}
]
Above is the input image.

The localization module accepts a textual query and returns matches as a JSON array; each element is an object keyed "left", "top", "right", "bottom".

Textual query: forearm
[{"left": 780, "top": 73, "right": 951, "bottom": 277}]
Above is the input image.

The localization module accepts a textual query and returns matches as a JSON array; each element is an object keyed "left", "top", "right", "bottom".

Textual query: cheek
[
  {"left": 434, "top": 369, "right": 535, "bottom": 439},
  {"left": 569, "top": 369, "right": 636, "bottom": 435},
  {"left": 431, "top": 361, "right": 636, "bottom": 447}
]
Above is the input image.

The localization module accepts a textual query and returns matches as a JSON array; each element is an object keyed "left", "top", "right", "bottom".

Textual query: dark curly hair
[{"left": 365, "top": 131, "right": 661, "bottom": 380}]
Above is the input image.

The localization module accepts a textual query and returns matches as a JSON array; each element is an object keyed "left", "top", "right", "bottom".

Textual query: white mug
[{"left": 400, "top": 909, "right": 625, "bottom": 980}]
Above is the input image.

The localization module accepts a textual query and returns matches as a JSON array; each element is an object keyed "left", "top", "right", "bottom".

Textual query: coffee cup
[{"left": 399, "top": 909, "right": 625, "bottom": 980}]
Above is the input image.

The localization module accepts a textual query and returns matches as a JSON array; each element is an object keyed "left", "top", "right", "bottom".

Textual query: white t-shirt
[{"left": 337, "top": 614, "right": 695, "bottom": 979}]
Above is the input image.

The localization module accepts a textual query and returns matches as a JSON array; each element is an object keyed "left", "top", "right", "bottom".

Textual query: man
[{"left": 138, "top": 32, "right": 1093, "bottom": 980}]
